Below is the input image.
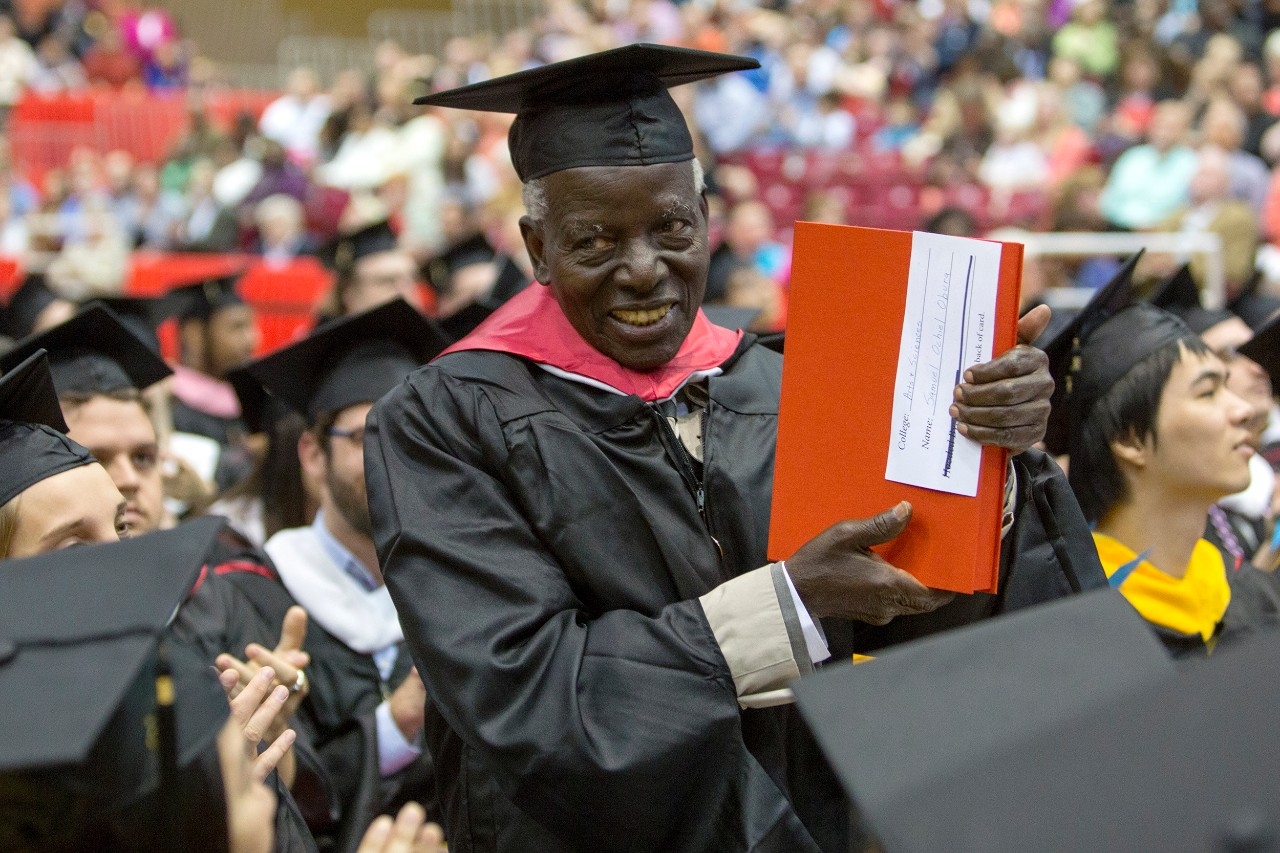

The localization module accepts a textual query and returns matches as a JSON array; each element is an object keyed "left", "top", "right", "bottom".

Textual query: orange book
[{"left": 768, "top": 224, "right": 1024, "bottom": 594}]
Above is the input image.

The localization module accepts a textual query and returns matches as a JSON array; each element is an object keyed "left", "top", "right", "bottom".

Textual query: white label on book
[{"left": 884, "top": 231, "right": 1003, "bottom": 497}]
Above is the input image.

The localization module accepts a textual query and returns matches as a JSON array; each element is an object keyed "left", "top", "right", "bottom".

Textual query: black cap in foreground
[
  {"left": 415, "top": 44, "right": 759, "bottom": 181},
  {"left": 1239, "top": 311, "right": 1280, "bottom": 390},
  {"left": 92, "top": 294, "right": 185, "bottom": 354},
  {"left": 1040, "top": 251, "right": 1199, "bottom": 455},
  {"left": 240, "top": 298, "right": 450, "bottom": 422},
  {"left": 0, "top": 517, "right": 229, "bottom": 852},
  {"left": 792, "top": 590, "right": 1176, "bottom": 853},
  {"left": 1149, "top": 264, "right": 1235, "bottom": 336},
  {"left": 814, "top": 626, "right": 1280, "bottom": 853},
  {"left": 1228, "top": 269, "right": 1280, "bottom": 331},
  {"left": 0, "top": 303, "right": 173, "bottom": 395},
  {"left": 0, "top": 350, "right": 96, "bottom": 507}
]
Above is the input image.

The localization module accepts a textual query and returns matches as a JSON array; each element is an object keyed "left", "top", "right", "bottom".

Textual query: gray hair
[{"left": 521, "top": 158, "right": 705, "bottom": 221}]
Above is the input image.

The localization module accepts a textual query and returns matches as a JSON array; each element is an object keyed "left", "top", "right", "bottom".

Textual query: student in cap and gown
[
  {"left": 318, "top": 221, "right": 425, "bottom": 324},
  {"left": 234, "top": 298, "right": 450, "bottom": 853},
  {"left": 424, "top": 231, "right": 532, "bottom": 340},
  {"left": 0, "top": 274, "right": 75, "bottom": 340},
  {"left": 1150, "top": 264, "right": 1279, "bottom": 566},
  {"left": 1044, "top": 254, "right": 1280, "bottom": 657},
  {"left": 365, "top": 44, "right": 1082, "bottom": 853},
  {"left": 0, "top": 349, "right": 125, "bottom": 558},
  {"left": 168, "top": 274, "right": 262, "bottom": 492}
]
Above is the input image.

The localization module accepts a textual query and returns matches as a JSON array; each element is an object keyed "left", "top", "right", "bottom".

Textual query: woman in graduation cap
[{"left": 1045, "top": 255, "right": 1280, "bottom": 657}]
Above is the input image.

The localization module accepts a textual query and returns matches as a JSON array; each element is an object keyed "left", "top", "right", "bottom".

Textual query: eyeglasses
[{"left": 326, "top": 426, "right": 366, "bottom": 445}]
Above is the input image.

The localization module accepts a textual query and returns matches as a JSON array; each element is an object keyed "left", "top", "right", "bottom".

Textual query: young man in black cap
[
  {"left": 238, "top": 298, "right": 449, "bottom": 852},
  {"left": 1045, "top": 255, "right": 1280, "bottom": 657},
  {"left": 169, "top": 273, "right": 261, "bottom": 491},
  {"left": 365, "top": 44, "right": 1066, "bottom": 853},
  {"left": 320, "top": 220, "right": 425, "bottom": 321}
]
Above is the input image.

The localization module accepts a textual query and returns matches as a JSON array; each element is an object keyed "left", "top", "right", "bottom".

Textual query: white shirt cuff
[
  {"left": 375, "top": 699, "right": 422, "bottom": 777},
  {"left": 781, "top": 562, "right": 832, "bottom": 665}
]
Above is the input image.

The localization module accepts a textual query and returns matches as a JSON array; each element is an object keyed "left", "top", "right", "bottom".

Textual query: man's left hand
[{"left": 948, "top": 304, "right": 1053, "bottom": 455}]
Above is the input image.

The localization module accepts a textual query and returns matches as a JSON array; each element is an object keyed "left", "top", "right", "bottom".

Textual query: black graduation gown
[
  {"left": 365, "top": 338, "right": 1095, "bottom": 853},
  {"left": 219, "top": 531, "right": 437, "bottom": 853},
  {"left": 1154, "top": 560, "right": 1280, "bottom": 660}
]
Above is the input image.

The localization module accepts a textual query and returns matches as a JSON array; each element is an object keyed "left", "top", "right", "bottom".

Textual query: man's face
[
  {"left": 521, "top": 161, "right": 710, "bottom": 371},
  {"left": 5, "top": 463, "right": 124, "bottom": 558},
  {"left": 345, "top": 251, "right": 423, "bottom": 316},
  {"left": 207, "top": 305, "right": 260, "bottom": 378},
  {"left": 1201, "top": 316, "right": 1274, "bottom": 441},
  {"left": 323, "top": 402, "right": 373, "bottom": 538},
  {"left": 63, "top": 395, "right": 164, "bottom": 535}
]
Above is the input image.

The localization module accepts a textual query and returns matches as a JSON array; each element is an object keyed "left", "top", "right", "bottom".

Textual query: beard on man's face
[{"left": 327, "top": 466, "right": 373, "bottom": 539}]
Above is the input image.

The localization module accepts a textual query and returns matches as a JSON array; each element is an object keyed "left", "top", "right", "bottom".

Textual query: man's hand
[
  {"left": 215, "top": 606, "right": 311, "bottom": 746},
  {"left": 949, "top": 304, "right": 1054, "bottom": 455},
  {"left": 220, "top": 665, "right": 297, "bottom": 784},
  {"left": 389, "top": 667, "right": 427, "bottom": 742},
  {"left": 786, "top": 502, "right": 955, "bottom": 625},
  {"left": 357, "top": 803, "right": 445, "bottom": 853}
]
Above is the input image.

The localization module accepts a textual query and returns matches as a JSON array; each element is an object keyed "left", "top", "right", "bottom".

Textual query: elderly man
[{"left": 366, "top": 45, "right": 1067, "bottom": 853}]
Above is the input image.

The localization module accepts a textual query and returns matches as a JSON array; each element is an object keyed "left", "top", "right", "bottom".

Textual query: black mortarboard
[
  {"left": 1228, "top": 270, "right": 1280, "bottom": 331},
  {"left": 1040, "top": 252, "right": 1199, "bottom": 455},
  {"left": 0, "top": 349, "right": 96, "bottom": 506},
  {"left": 415, "top": 44, "right": 760, "bottom": 181},
  {"left": 241, "top": 298, "right": 450, "bottom": 422},
  {"left": 0, "top": 517, "right": 230, "bottom": 853},
  {"left": 436, "top": 251, "right": 533, "bottom": 342},
  {"left": 1149, "top": 263, "right": 1235, "bottom": 335},
  {"left": 810, "top": 626, "right": 1280, "bottom": 853},
  {"left": 93, "top": 294, "right": 184, "bottom": 354},
  {"left": 1, "top": 275, "right": 69, "bottom": 339},
  {"left": 169, "top": 274, "right": 246, "bottom": 322},
  {"left": 792, "top": 589, "right": 1176, "bottom": 853},
  {"left": 702, "top": 305, "right": 763, "bottom": 331},
  {"left": 0, "top": 303, "right": 173, "bottom": 394},
  {"left": 1239, "top": 311, "right": 1280, "bottom": 390},
  {"left": 425, "top": 232, "right": 496, "bottom": 293},
  {"left": 321, "top": 219, "right": 400, "bottom": 277}
]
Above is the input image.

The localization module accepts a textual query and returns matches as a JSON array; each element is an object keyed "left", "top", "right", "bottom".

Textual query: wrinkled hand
[
  {"left": 357, "top": 803, "right": 445, "bottom": 853},
  {"left": 786, "top": 502, "right": 955, "bottom": 625},
  {"left": 389, "top": 667, "right": 427, "bottom": 741},
  {"left": 949, "top": 304, "right": 1054, "bottom": 455},
  {"left": 220, "top": 666, "right": 297, "bottom": 784}
]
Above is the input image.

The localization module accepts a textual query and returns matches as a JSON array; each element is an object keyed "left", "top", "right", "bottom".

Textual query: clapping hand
[
  {"left": 219, "top": 665, "right": 297, "bottom": 784},
  {"left": 357, "top": 803, "right": 445, "bottom": 853}
]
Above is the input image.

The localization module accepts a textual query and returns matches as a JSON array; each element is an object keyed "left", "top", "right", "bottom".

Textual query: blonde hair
[{"left": 0, "top": 493, "right": 20, "bottom": 559}]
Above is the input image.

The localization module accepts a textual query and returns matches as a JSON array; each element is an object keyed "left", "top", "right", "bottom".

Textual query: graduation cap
[
  {"left": 425, "top": 232, "right": 496, "bottom": 293},
  {"left": 792, "top": 589, "right": 1177, "bottom": 853},
  {"left": 240, "top": 297, "right": 450, "bottom": 422},
  {"left": 436, "top": 250, "right": 533, "bottom": 342},
  {"left": 1040, "top": 251, "right": 1199, "bottom": 455},
  {"left": 1239, "top": 311, "right": 1280, "bottom": 390},
  {"left": 92, "top": 293, "right": 184, "bottom": 354},
  {"left": 701, "top": 305, "right": 762, "bottom": 331},
  {"left": 321, "top": 219, "right": 400, "bottom": 277},
  {"left": 1, "top": 274, "right": 71, "bottom": 339},
  {"left": 1149, "top": 263, "right": 1235, "bottom": 336},
  {"left": 0, "top": 349, "right": 96, "bottom": 507},
  {"left": 414, "top": 43, "right": 760, "bottom": 181},
  {"left": 0, "top": 517, "right": 230, "bottom": 852},
  {"left": 0, "top": 303, "right": 173, "bottom": 395},
  {"left": 168, "top": 274, "right": 246, "bottom": 322},
  {"left": 1227, "top": 269, "right": 1280, "bottom": 331}
]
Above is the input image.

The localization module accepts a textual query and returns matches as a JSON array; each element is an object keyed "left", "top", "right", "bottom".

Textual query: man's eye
[
  {"left": 133, "top": 452, "right": 158, "bottom": 471},
  {"left": 576, "top": 236, "right": 611, "bottom": 252},
  {"left": 117, "top": 520, "right": 133, "bottom": 538},
  {"left": 659, "top": 219, "right": 690, "bottom": 235}
]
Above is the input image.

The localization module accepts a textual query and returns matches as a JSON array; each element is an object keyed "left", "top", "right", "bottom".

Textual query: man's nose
[
  {"left": 111, "top": 458, "right": 140, "bottom": 494},
  {"left": 1225, "top": 388, "right": 1256, "bottom": 425},
  {"left": 615, "top": 239, "right": 666, "bottom": 291}
]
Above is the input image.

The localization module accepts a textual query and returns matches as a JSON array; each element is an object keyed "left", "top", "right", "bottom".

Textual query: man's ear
[
  {"left": 699, "top": 190, "right": 709, "bottom": 223},
  {"left": 519, "top": 215, "right": 551, "bottom": 284},
  {"left": 1110, "top": 429, "right": 1148, "bottom": 471},
  {"left": 298, "top": 429, "right": 327, "bottom": 482}
]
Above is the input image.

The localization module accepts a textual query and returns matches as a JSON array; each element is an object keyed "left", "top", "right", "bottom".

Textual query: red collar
[{"left": 438, "top": 284, "right": 742, "bottom": 401}]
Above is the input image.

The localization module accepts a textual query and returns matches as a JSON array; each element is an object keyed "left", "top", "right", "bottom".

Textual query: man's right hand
[{"left": 786, "top": 502, "right": 955, "bottom": 625}]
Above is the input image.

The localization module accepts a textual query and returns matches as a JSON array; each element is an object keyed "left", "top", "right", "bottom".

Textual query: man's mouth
[{"left": 610, "top": 304, "right": 673, "bottom": 327}]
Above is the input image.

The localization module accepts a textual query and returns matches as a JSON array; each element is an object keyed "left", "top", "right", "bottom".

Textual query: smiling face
[
  {"left": 1130, "top": 349, "right": 1255, "bottom": 502},
  {"left": 520, "top": 161, "right": 710, "bottom": 371}
]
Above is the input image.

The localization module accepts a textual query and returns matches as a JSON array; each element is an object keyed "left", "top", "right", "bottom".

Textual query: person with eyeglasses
[{"left": 232, "top": 298, "right": 450, "bottom": 853}]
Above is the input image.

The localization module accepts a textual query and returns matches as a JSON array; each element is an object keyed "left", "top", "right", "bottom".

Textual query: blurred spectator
[
  {"left": 693, "top": 65, "right": 771, "bottom": 154},
  {"left": 126, "top": 162, "right": 185, "bottom": 248},
  {"left": 1099, "top": 99, "right": 1197, "bottom": 228},
  {"left": 1200, "top": 97, "right": 1270, "bottom": 215},
  {"left": 251, "top": 193, "right": 315, "bottom": 265},
  {"left": 706, "top": 200, "right": 788, "bottom": 304},
  {"left": 0, "top": 14, "right": 36, "bottom": 115},
  {"left": 46, "top": 199, "right": 130, "bottom": 300},
  {"left": 1052, "top": 0, "right": 1118, "bottom": 78},
  {"left": 144, "top": 39, "right": 187, "bottom": 91},
  {"left": 1228, "top": 63, "right": 1276, "bottom": 159},
  {"left": 1047, "top": 55, "right": 1105, "bottom": 132},
  {"left": 29, "top": 34, "right": 85, "bottom": 93},
  {"left": 1159, "top": 146, "right": 1260, "bottom": 293},
  {"left": 259, "top": 67, "right": 331, "bottom": 167},
  {"left": 0, "top": 189, "right": 28, "bottom": 258},
  {"left": 242, "top": 139, "right": 307, "bottom": 207},
  {"left": 177, "top": 158, "right": 239, "bottom": 252},
  {"left": 119, "top": 3, "right": 178, "bottom": 62},
  {"left": 979, "top": 110, "right": 1050, "bottom": 193},
  {"left": 315, "top": 98, "right": 400, "bottom": 190},
  {"left": 1108, "top": 46, "right": 1166, "bottom": 141},
  {"left": 81, "top": 20, "right": 141, "bottom": 88},
  {"left": 872, "top": 96, "right": 921, "bottom": 153}
]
